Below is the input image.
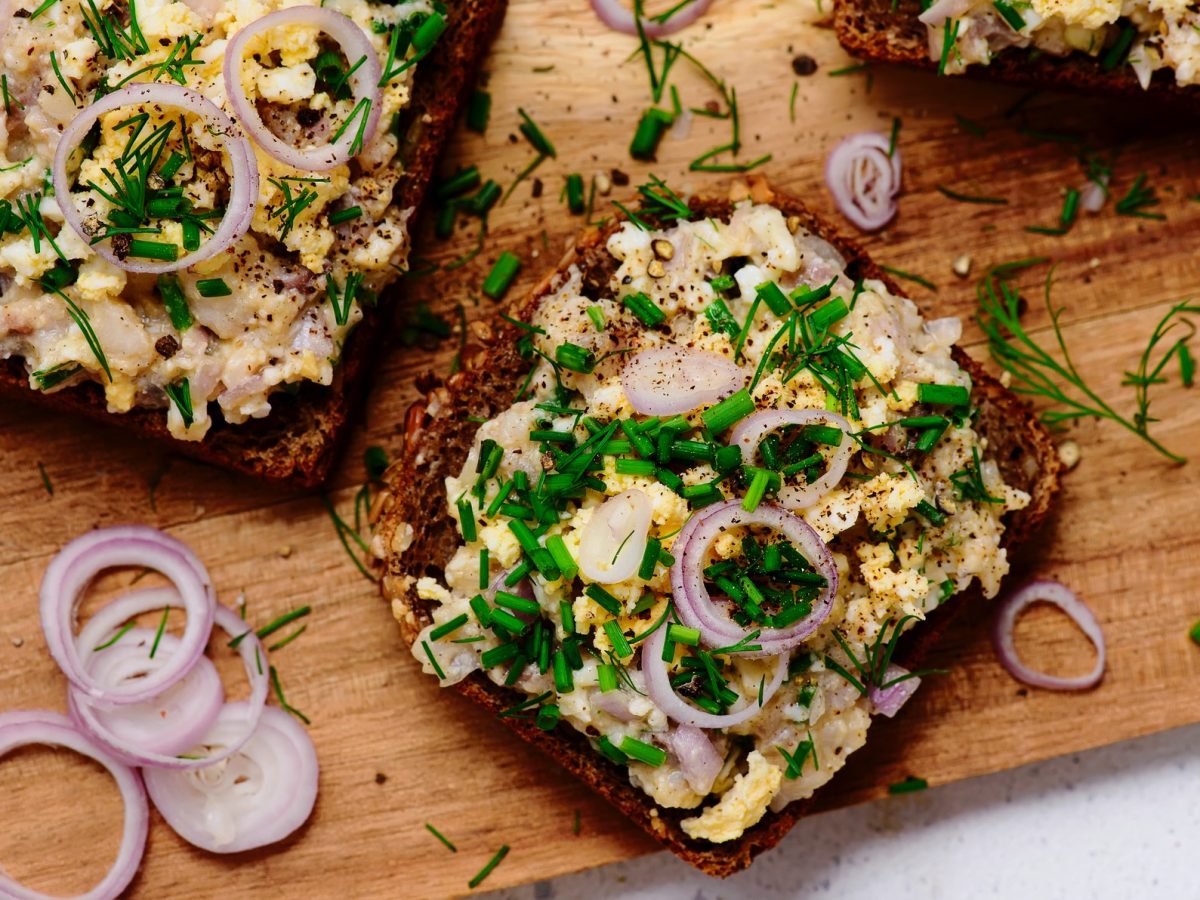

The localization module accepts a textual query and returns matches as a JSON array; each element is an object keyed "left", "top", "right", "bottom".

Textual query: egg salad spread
[
  {"left": 922, "top": 0, "right": 1200, "bottom": 86},
  {"left": 407, "top": 199, "right": 1030, "bottom": 843},
  {"left": 0, "top": 0, "right": 434, "bottom": 439}
]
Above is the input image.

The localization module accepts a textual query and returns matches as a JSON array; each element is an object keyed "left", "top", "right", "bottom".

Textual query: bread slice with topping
[
  {"left": 0, "top": 0, "right": 508, "bottom": 487},
  {"left": 834, "top": 0, "right": 1200, "bottom": 108},
  {"left": 376, "top": 178, "right": 1060, "bottom": 875}
]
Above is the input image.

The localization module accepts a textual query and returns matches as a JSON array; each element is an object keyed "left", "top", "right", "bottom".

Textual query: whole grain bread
[
  {"left": 0, "top": 0, "right": 508, "bottom": 487},
  {"left": 834, "top": 0, "right": 1200, "bottom": 108},
  {"left": 377, "top": 179, "right": 1062, "bottom": 876}
]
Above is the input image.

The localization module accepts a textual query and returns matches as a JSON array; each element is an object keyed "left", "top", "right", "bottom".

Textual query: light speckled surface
[{"left": 485, "top": 722, "right": 1200, "bottom": 899}]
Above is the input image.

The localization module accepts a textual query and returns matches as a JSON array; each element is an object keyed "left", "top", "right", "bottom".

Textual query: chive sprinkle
[
  {"left": 93, "top": 620, "right": 136, "bottom": 652},
  {"left": 195, "top": 277, "right": 231, "bottom": 298},
  {"left": 622, "top": 291, "right": 666, "bottom": 328},
  {"left": 517, "top": 108, "right": 556, "bottom": 158},
  {"left": 148, "top": 607, "right": 170, "bottom": 659},
  {"left": 328, "top": 205, "right": 363, "bottom": 226},
  {"left": 702, "top": 388, "right": 754, "bottom": 433},
  {"left": 468, "top": 844, "right": 510, "bottom": 889},
  {"left": 466, "top": 88, "right": 491, "bottom": 133},
  {"left": 936, "top": 185, "right": 1008, "bottom": 205},
  {"left": 619, "top": 736, "right": 666, "bottom": 767},
  {"left": 269, "top": 666, "right": 311, "bottom": 724},
  {"left": 425, "top": 823, "right": 457, "bottom": 852},
  {"left": 603, "top": 620, "right": 633, "bottom": 658},
  {"left": 917, "top": 382, "right": 970, "bottom": 407},
  {"left": 889, "top": 776, "right": 929, "bottom": 794},
  {"left": 482, "top": 251, "right": 521, "bottom": 299}
]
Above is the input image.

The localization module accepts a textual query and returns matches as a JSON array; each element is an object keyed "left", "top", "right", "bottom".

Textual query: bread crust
[
  {"left": 0, "top": 0, "right": 509, "bottom": 487},
  {"left": 378, "top": 181, "right": 1062, "bottom": 875},
  {"left": 833, "top": 0, "right": 1200, "bottom": 109}
]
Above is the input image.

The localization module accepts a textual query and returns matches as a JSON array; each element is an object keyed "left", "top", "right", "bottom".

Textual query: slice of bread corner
[
  {"left": 376, "top": 178, "right": 1062, "bottom": 876},
  {"left": 0, "top": 0, "right": 509, "bottom": 488},
  {"left": 833, "top": 0, "right": 1200, "bottom": 109}
]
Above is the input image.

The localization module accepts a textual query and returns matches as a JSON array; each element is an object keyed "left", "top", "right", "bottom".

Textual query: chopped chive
[
  {"left": 586, "top": 304, "right": 606, "bottom": 330},
  {"left": 809, "top": 297, "right": 849, "bottom": 332},
  {"left": 1190, "top": 620, "right": 1200, "bottom": 645},
  {"left": 1101, "top": 23, "right": 1135, "bottom": 71},
  {"left": 742, "top": 467, "right": 771, "bottom": 511},
  {"left": 490, "top": 608, "right": 528, "bottom": 635},
  {"left": 666, "top": 623, "right": 701, "bottom": 646},
  {"left": 620, "top": 736, "right": 666, "bottom": 767},
  {"left": 637, "top": 537, "right": 662, "bottom": 581},
  {"left": 470, "top": 595, "right": 493, "bottom": 628},
  {"left": 756, "top": 281, "right": 792, "bottom": 316},
  {"left": 127, "top": 239, "right": 178, "bottom": 262},
  {"left": 467, "top": 844, "right": 510, "bottom": 890},
  {"left": 553, "top": 650, "right": 574, "bottom": 692},
  {"left": 596, "top": 735, "right": 627, "bottom": 764},
  {"left": 1060, "top": 188, "right": 1080, "bottom": 228},
  {"left": 585, "top": 584, "right": 623, "bottom": 616},
  {"left": 560, "top": 600, "right": 576, "bottom": 635},
  {"left": 889, "top": 776, "right": 929, "bottom": 794},
  {"left": 936, "top": 185, "right": 1008, "bottom": 205},
  {"left": 495, "top": 590, "right": 539, "bottom": 616},
  {"left": 555, "top": 341, "right": 595, "bottom": 374},
  {"left": 457, "top": 498, "right": 478, "bottom": 542},
  {"left": 603, "top": 620, "right": 633, "bottom": 658},
  {"left": 329, "top": 206, "right": 363, "bottom": 226},
  {"left": 466, "top": 88, "right": 491, "bottom": 133},
  {"left": 598, "top": 663, "right": 618, "bottom": 692},
  {"left": 545, "top": 534, "right": 578, "bottom": 581},
  {"left": 434, "top": 166, "right": 481, "bottom": 202},
  {"left": 425, "top": 823, "right": 457, "bottom": 852},
  {"left": 622, "top": 291, "right": 666, "bottom": 328},
  {"left": 917, "top": 383, "right": 970, "bottom": 407},
  {"left": 482, "top": 642, "right": 519, "bottom": 669},
  {"left": 93, "top": 620, "right": 135, "bottom": 652},
  {"left": 702, "top": 388, "right": 755, "bottom": 433},
  {"left": 482, "top": 251, "right": 521, "bottom": 299},
  {"left": 517, "top": 107, "right": 556, "bottom": 157},
  {"left": 421, "top": 641, "right": 447, "bottom": 680},
  {"left": 802, "top": 424, "right": 843, "bottom": 445},
  {"left": 269, "top": 626, "right": 307, "bottom": 652},
  {"left": 616, "top": 458, "right": 656, "bottom": 476},
  {"left": 915, "top": 499, "right": 946, "bottom": 526},
  {"left": 430, "top": 614, "right": 469, "bottom": 641},
  {"left": 566, "top": 173, "right": 586, "bottom": 214},
  {"left": 195, "top": 278, "right": 231, "bottom": 298},
  {"left": 993, "top": 0, "right": 1025, "bottom": 29},
  {"left": 536, "top": 704, "right": 561, "bottom": 731},
  {"left": 630, "top": 107, "right": 673, "bottom": 161},
  {"left": 479, "top": 548, "right": 490, "bottom": 589}
]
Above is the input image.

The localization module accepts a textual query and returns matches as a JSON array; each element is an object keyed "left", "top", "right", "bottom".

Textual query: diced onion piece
[
  {"left": 825, "top": 131, "right": 902, "bottom": 233},
  {"left": 729, "top": 409, "right": 853, "bottom": 510},
  {"left": 39, "top": 526, "right": 216, "bottom": 706},
  {"left": 588, "top": 0, "right": 714, "bottom": 36},
  {"left": 621, "top": 347, "right": 746, "bottom": 416},
  {"left": 578, "top": 489, "right": 652, "bottom": 585},
  {"left": 224, "top": 7, "right": 382, "bottom": 171},
  {"left": 867, "top": 664, "right": 921, "bottom": 718},
  {"left": 993, "top": 579, "right": 1106, "bottom": 691},
  {"left": 670, "top": 500, "right": 837, "bottom": 656},
  {"left": 143, "top": 703, "right": 319, "bottom": 853},
  {"left": 0, "top": 711, "right": 148, "bottom": 900},
  {"left": 641, "top": 622, "right": 788, "bottom": 728},
  {"left": 52, "top": 84, "right": 259, "bottom": 274}
]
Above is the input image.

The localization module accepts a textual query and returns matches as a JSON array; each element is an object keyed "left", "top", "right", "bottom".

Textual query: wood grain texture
[{"left": 2, "top": 0, "right": 1200, "bottom": 896}]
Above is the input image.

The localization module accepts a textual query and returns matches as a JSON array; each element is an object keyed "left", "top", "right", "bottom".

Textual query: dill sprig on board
[{"left": 977, "top": 265, "right": 1198, "bottom": 464}]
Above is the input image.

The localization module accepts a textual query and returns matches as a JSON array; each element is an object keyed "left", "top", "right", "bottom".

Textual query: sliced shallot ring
[
  {"left": 621, "top": 346, "right": 745, "bottom": 416},
  {"left": 641, "top": 622, "right": 788, "bottom": 729},
  {"left": 825, "top": 131, "right": 902, "bottom": 232},
  {"left": 867, "top": 664, "right": 922, "bottom": 718},
  {"left": 143, "top": 703, "right": 319, "bottom": 853},
  {"left": 0, "top": 711, "right": 148, "bottom": 900},
  {"left": 53, "top": 84, "right": 259, "bottom": 274},
  {"left": 730, "top": 409, "right": 853, "bottom": 509},
  {"left": 39, "top": 526, "right": 215, "bottom": 706},
  {"left": 992, "top": 579, "right": 1106, "bottom": 691},
  {"left": 670, "top": 500, "right": 837, "bottom": 656},
  {"left": 71, "top": 600, "right": 270, "bottom": 770},
  {"left": 224, "top": 7, "right": 382, "bottom": 171},
  {"left": 71, "top": 612, "right": 225, "bottom": 761},
  {"left": 578, "top": 489, "right": 652, "bottom": 584},
  {"left": 588, "top": 0, "right": 714, "bottom": 36}
]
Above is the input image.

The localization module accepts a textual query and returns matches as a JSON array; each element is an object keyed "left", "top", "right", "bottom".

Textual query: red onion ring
[
  {"left": 667, "top": 723, "right": 723, "bottom": 794},
  {"left": 825, "top": 132, "right": 902, "bottom": 233},
  {"left": 73, "top": 619, "right": 225, "bottom": 760},
  {"left": 642, "top": 621, "right": 788, "bottom": 728},
  {"left": 224, "top": 7, "right": 382, "bottom": 171},
  {"left": 588, "top": 0, "right": 714, "bottom": 37},
  {"left": 993, "top": 580, "right": 1106, "bottom": 691},
  {"left": 143, "top": 703, "right": 319, "bottom": 853},
  {"left": 730, "top": 409, "right": 853, "bottom": 510},
  {"left": 621, "top": 347, "right": 746, "bottom": 416},
  {"left": 0, "top": 711, "right": 148, "bottom": 900},
  {"left": 52, "top": 84, "right": 259, "bottom": 274},
  {"left": 71, "top": 600, "right": 270, "bottom": 770},
  {"left": 867, "top": 664, "right": 921, "bottom": 718},
  {"left": 39, "top": 526, "right": 216, "bottom": 707},
  {"left": 670, "top": 500, "right": 837, "bottom": 656}
]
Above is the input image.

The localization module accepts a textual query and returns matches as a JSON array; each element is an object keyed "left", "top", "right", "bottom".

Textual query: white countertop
[{"left": 488, "top": 723, "right": 1200, "bottom": 899}]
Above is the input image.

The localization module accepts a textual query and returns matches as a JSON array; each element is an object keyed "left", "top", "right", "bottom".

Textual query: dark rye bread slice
[
  {"left": 834, "top": 0, "right": 1200, "bottom": 109},
  {"left": 377, "top": 180, "right": 1061, "bottom": 876},
  {"left": 0, "top": 0, "right": 508, "bottom": 487}
]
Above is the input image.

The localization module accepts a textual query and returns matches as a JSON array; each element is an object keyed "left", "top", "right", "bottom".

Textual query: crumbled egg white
[
  {"left": 0, "top": 0, "right": 431, "bottom": 438},
  {"left": 925, "top": 0, "right": 1200, "bottom": 86},
  {"left": 409, "top": 201, "right": 1030, "bottom": 844}
]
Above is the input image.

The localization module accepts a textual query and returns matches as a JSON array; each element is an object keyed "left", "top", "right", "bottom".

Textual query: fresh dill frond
[
  {"left": 613, "top": 173, "right": 692, "bottom": 231},
  {"left": 977, "top": 266, "right": 1197, "bottom": 463},
  {"left": 1114, "top": 172, "right": 1165, "bottom": 220}
]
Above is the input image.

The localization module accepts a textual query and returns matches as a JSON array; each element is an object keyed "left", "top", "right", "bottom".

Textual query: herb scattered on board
[
  {"left": 324, "top": 446, "right": 391, "bottom": 580},
  {"left": 978, "top": 263, "right": 1197, "bottom": 464},
  {"left": 425, "top": 823, "right": 457, "bottom": 852},
  {"left": 468, "top": 844, "right": 510, "bottom": 890},
  {"left": 889, "top": 776, "right": 929, "bottom": 794}
]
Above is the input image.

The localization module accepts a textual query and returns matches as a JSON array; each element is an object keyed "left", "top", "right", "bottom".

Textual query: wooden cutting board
[{"left": 3, "top": 0, "right": 1200, "bottom": 896}]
